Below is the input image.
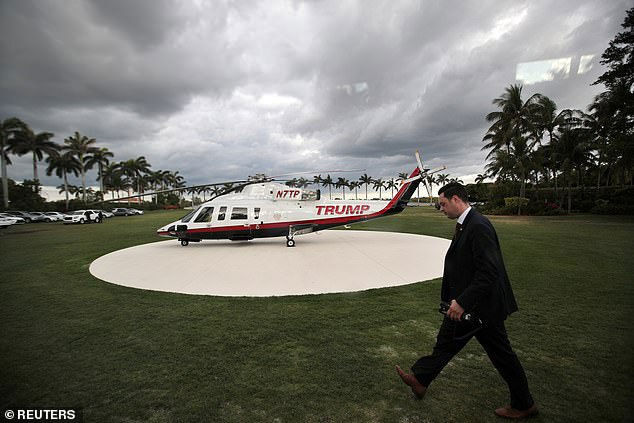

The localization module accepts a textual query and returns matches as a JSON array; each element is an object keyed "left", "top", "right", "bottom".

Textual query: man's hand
[{"left": 447, "top": 299, "right": 465, "bottom": 321}]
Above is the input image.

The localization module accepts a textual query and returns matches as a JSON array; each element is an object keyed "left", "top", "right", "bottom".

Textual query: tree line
[
  {"left": 0, "top": 123, "right": 187, "bottom": 210},
  {"left": 478, "top": 8, "right": 633, "bottom": 215},
  {"left": 280, "top": 172, "right": 460, "bottom": 202}
]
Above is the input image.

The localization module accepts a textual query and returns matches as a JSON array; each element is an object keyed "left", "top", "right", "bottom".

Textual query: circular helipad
[{"left": 89, "top": 230, "right": 450, "bottom": 297}]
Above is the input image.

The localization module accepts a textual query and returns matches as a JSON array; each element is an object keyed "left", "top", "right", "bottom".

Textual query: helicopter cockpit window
[
  {"left": 194, "top": 206, "right": 214, "bottom": 223},
  {"left": 218, "top": 206, "right": 227, "bottom": 221},
  {"left": 181, "top": 206, "right": 201, "bottom": 223},
  {"left": 231, "top": 207, "right": 248, "bottom": 220}
]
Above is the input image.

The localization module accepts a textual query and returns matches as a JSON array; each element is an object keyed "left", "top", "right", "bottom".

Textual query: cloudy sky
[{"left": 1, "top": 0, "right": 630, "bottom": 199}]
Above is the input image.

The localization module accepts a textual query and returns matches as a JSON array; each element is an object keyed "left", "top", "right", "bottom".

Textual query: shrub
[
  {"left": 591, "top": 204, "right": 634, "bottom": 215},
  {"left": 504, "top": 197, "right": 530, "bottom": 208}
]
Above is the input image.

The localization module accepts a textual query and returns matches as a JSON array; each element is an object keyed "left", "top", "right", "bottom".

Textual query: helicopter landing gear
[
  {"left": 285, "top": 223, "right": 317, "bottom": 247},
  {"left": 180, "top": 239, "right": 189, "bottom": 246}
]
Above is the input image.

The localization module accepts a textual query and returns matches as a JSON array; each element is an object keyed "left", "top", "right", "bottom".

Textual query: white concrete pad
[{"left": 89, "top": 230, "right": 450, "bottom": 297}]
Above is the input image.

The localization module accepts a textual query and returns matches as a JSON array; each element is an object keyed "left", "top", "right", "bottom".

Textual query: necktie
[{"left": 454, "top": 222, "right": 462, "bottom": 239}]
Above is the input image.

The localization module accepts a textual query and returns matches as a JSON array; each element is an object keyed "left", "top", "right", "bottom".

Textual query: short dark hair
[{"left": 438, "top": 182, "right": 469, "bottom": 203}]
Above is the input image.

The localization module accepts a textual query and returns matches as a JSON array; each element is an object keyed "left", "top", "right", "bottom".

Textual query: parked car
[
  {"left": 97, "top": 210, "right": 114, "bottom": 218},
  {"left": 29, "top": 212, "right": 57, "bottom": 222},
  {"left": 128, "top": 208, "right": 144, "bottom": 215},
  {"left": 0, "top": 213, "right": 25, "bottom": 224},
  {"left": 0, "top": 215, "right": 20, "bottom": 228},
  {"left": 112, "top": 208, "right": 134, "bottom": 216},
  {"left": 63, "top": 210, "right": 103, "bottom": 224},
  {"left": 6, "top": 211, "right": 42, "bottom": 223},
  {"left": 44, "top": 212, "right": 68, "bottom": 221}
]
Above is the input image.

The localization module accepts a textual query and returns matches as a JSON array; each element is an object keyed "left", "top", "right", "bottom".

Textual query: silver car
[
  {"left": 44, "top": 212, "right": 67, "bottom": 221},
  {"left": 28, "top": 212, "right": 53, "bottom": 222},
  {"left": 6, "top": 211, "right": 40, "bottom": 223}
]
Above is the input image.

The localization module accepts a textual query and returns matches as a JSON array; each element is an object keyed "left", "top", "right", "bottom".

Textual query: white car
[
  {"left": 63, "top": 210, "right": 103, "bottom": 224},
  {"left": 44, "top": 212, "right": 67, "bottom": 221},
  {"left": 0, "top": 213, "right": 25, "bottom": 224},
  {"left": 0, "top": 216, "right": 20, "bottom": 227},
  {"left": 128, "top": 208, "right": 144, "bottom": 215}
]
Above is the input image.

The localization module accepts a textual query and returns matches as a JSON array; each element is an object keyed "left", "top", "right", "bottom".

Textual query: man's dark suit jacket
[{"left": 442, "top": 208, "right": 518, "bottom": 323}]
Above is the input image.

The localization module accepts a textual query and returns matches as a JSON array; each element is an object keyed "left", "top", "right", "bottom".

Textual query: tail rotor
[{"left": 399, "top": 150, "right": 447, "bottom": 184}]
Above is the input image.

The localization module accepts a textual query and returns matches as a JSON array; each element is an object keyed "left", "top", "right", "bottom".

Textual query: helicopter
[
  {"left": 161, "top": 151, "right": 446, "bottom": 247},
  {"left": 97, "top": 151, "right": 445, "bottom": 247}
]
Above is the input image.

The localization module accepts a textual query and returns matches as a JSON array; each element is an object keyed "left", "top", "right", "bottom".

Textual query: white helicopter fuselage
[{"left": 157, "top": 167, "right": 422, "bottom": 246}]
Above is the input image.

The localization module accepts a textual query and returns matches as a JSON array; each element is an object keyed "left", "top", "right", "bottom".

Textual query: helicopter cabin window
[
  {"left": 231, "top": 207, "right": 248, "bottom": 220},
  {"left": 181, "top": 206, "right": 201, "bottom": 223},
  {"left": 194, "top": 207, "right": 214, "bottom": 223},
  {"left": 254, "top": 207, "right": 260, "bottom": 220},
  {"left": 218, "top": 206, "right": 227, "bottom": 221}
]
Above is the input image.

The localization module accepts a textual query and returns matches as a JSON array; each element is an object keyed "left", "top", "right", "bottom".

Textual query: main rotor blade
[
  {"left": 89, "top": 180, "right": 249, "bottom": 205},
  {"left": 268, "top": 169, "right": 366, "bottom": 178},
  {"left": 415, "top": 150, "right": 425, "bottom": 173}
]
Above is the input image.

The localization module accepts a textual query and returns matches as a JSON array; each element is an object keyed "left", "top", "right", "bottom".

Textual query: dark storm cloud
[
  {"left": 0, "top": 0, "right": 630, "bottom": 191},
  {"left": 0, "top": 0, "right": 241, "bottom": 118}
]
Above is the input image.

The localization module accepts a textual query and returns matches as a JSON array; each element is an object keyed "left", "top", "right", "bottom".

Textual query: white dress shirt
[{"left": 457, "top": 206, "right": 472, "bottom": 225}]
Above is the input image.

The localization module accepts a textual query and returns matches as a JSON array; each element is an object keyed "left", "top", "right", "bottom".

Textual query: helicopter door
[
  {"left": 186, "top": 206, "right": 214, "bottom": 236},
  {"left": 229, "top": 206, "right": 253, "bottom": 240}
]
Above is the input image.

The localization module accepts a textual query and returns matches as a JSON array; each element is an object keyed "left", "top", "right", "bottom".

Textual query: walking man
[{"left": 396, "top": 182, "right": 537, "bottom": 419}]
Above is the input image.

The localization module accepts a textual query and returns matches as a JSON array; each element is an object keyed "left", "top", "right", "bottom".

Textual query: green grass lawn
[{"left": 1, "top": 208, "right": 633, "bottom": 422}]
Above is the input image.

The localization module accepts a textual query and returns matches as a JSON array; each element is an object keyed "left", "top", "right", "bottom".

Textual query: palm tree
[
  {"left": 313, "top": 174, "right": 322, "bottom": 188},
  {"left": 475, "top": 174, "right": 487, "bottom": 184},
  {"left": 483, "top": 84, "right": 541, "bottom": 156},
  {"left": 372, "top": 178, "right": 385, "bottom": 200},
  {"left": 107, "top": 173, "right": 130, "bottom": 200},
  {"left": 397, "top": 172, "right": 409, "bottom": 197},
  {"left": 555, "top": 126, "right": 591, "bottom": 213},
  {"left": 321, "top": 174, "right": 334, "bottom": 199},
  {"left": 188, "top": 186, "right": 199, "bottom": 206},
  {"left": 534, "top": 95, "right": 573, "bottom": 146},
  {"left": 46, "top": 151, "right": 81, "bottom": 210},
  {"left": 386, "top": 178, "right": 398, "bottom": 197},
  {"left": 296, "top": 177, "right": 310, "bottom": 188},
  {"left": 85, "top": 147, "right": 114, "bottom": 195},
  {"left": 168, "top": 170, "right": 185, "bottom": 188},
  {"left": 58, "top": 184, "right": 81, "bottom": 199},
  {"left": 359, "top": 173, "right": 372, "bottom": 200},
  {"left": 210, "top": 186, "right": 223, "bottom": 199},
  {"left": 11, "top": 125, "right": 59, "bottom": 185},
  {"left": 102, "top": 163, "right": 122, "bottom": 199},
  {"left": 587, "top": 92, "right": 618, "bottom": 188},
  {"left": 348, "top": 181, "right": 360, "bottom": 200},
  {"left": 0, "top": 117, "right": 26, "bottom": 208},
  {"left": 119, "top": 156, "right": 151, "bottom": 203},
  {"left": 63, "top": 132, "right": 98, "bottom": 203},
  {"left": 425, "top": 174, "right": 437, "bottom": 204},
  {"left": 436, "top": 173, "right": 449, "bottom": 187},
  {"left": 335, "top": 177, "right": 349, "bottom": 200},
  {"left": 222, "top": 182, "right": 235, "bottom": 194}
]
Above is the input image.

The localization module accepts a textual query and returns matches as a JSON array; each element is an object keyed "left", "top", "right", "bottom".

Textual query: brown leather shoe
[
  {"left": 395, "top": 365, "right": 426, "bottom": 399},
  {"left": 494, "top": 404, "right": 538, "bottom": 419}
]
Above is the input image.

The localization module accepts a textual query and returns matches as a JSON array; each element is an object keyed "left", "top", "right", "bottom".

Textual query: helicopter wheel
[
  {"left": 286, "top": 239, "right": 295, "bottom": 248},
  {"left": 181, "top": 240, "right": 189, "bottom": 247}
]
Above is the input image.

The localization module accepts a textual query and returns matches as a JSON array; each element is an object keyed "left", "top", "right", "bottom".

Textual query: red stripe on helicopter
[{"left": 183, "top": 167, "right": 420, "bottom": 235}]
